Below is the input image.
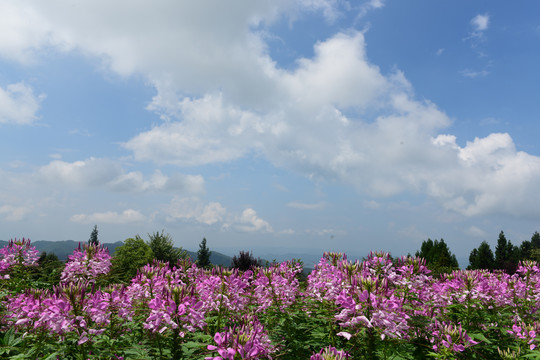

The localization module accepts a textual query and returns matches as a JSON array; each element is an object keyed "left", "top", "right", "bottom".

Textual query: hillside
[{"left": 0, "top": 239, "right": 232, "bottom": 266}]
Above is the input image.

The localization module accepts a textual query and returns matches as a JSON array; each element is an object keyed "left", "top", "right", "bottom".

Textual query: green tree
[
  {"left": 147, "top": 230, "right": 187, "bottom": 266},
  {"left": 532, "top": 231, "right": 540, "bottom": 248},
  {"left": 88, "top": 225, "right": 99, "bottom": 246},
  {"left": 494, "top": 231, "right": 520, "bottom": 273},
  {"left": 467, "top": 241, "right": 494, "bottom": 270},
  {"left": 196, "top": 237, "right": 212, "bottom": 269},
  {"left": 415, "top": 238, "right": 459, "bottom": 276},
  {"left": 520, "top": 240, "right": 533, "bottom": 261},
  {"left": 231, "top": 250, "right": 262, "bottom": 271},
  {"left": 110, "top": 236, "right": 154, "bottom": 283},
  {"left": 31, "top": 251, "right": 64, "bottom": 288},
  {"left": 494, "top": 231, "right": 508, "bottom": 270}
]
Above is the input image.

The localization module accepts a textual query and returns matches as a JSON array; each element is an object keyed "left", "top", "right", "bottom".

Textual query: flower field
[{"left": 1, "top": 239, "right": 539, "bottom": 359}]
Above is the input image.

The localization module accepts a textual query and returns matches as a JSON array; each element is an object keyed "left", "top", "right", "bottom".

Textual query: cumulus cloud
[
  {"left": 0, "top": 82, "right": 44, "bottom": 124},
  {"left": 430, "top": 133, "right": 540, "bottom": 217},
  {"left": 166, "top": 197, "right": 227, "bottom": 225},
  {"left": 229, "top": 208, "right": 274, "bottom": 233},
  {"left": 38, "top": 158, "right": 204, "bottom": 193},
  {"left": 465, "top": 13, "right": 490, "bottom": 47},
  {"left": 70, "top": 209, "right": 146, "bottom": 224},
  {"left": 3, "top": 2, "right": 540, "bottom": 221},
  {"left": 471, "top": 13, "right": 489, "bottom": 32},
  {"left": 166, "top": 197, "right": 272, "bottom": 233}
]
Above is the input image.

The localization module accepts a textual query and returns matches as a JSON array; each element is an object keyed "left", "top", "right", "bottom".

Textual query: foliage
[
  {"left": 415, "top": 238, "right": 459, "bottom": 276},
  {"left": 148, "top": 230, "right": 188, "bottom": 266},
  {"left": 0, "top": 238, "right": 40, "bottom": 292},
  {"left": 495, "top": 231, "right": 521, "bottom": 274},
  {"left": 231, "top": 250, "right": 262, "bottom": 271},
  {"left": 110, "top": 236, "right": 154, "bottom": 283},
  {"left": 4, "top": 239, "right": 540, "bottom": 359},
  {"left": 31, "top": 251, "right": 64, "bottom": 289},
  {"left": 88, "top": 224, "right": 99, "bottom": 246},
  {"left": 196, "top": 238, "right": 212, "bottom": 269},
  {"left": 468, "top": 240, "right": 495, "bottom": 270}
]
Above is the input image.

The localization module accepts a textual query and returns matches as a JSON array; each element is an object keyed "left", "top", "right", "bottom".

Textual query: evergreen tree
[
  {"left": 147, "top": 230, "right": 187, "bottom": 266},
  {"left": 231, "top": 251, "right": 261, "bottom": 271},
  {"left": 88, "top": 225, "right": 99, "bottom": 246},
  {"left": 494, "top": 231, "right": 508, "bottom": 270},
  {"left": 520, "top": 240, "right": 533, "bottom": 261},
  {"left": 196, "top": 237, "right": 212, "bottom": 268},
  {"left": 532, "top": 231, "right": 540, "bottom": 248},
  {"left": 468, "top": 241, "right": 494, "bottom": 270},
  {"left": 415, "top": 238, "right": 459, "bottom": 276},
  {"left": 494, "top": 231, "right": 520, "bottom": 273}
]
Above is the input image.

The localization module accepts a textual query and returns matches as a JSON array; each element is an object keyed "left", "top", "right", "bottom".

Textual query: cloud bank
[{"left": 1, "top": 1, "right": 539, "bottom": 222}]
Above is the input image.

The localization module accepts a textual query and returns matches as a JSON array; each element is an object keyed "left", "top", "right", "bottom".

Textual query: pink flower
[{"left": 60, "top": 243, "right": 111, "bottom": 284}]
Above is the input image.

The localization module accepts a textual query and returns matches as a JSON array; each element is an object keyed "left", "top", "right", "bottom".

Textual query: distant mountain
[
  {"left": 185, "top": 250, "right": 232, "bottom": 267},
  {"left": 0, "top": 239, "right": 232, "bottom": 266},
  {"left": 0, "top": 240, "right": 124, "bottom": 261}
]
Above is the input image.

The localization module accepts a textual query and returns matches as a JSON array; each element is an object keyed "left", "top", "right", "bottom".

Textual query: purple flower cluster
[
  {"left": 206, "top": 315, "right": 275, "bottom": 360},
  {"left": 306, "top": 251, "right": 540, "bottom": 356},
  {"left": 0, "top": 238, "right": 39, "bottom": 275},
  {"left": 310, "top": 346, "right": 350, "bottom": 360},
  {"left": 3, "top": 239, "right": 540, "bottom": 358},
  {"left": 3, "top": 247, "right": 301, "bottom": 358},
  {"left": 60, "top": 243, "right": 112, "bottom": 284}
]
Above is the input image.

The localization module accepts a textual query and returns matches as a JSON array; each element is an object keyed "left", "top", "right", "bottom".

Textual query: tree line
[
  {"left": 27, "top": 226, "right": 268, "bottom": 289},
  {"left": 413, "top": 230, "right": 540, "bottom": 276}
]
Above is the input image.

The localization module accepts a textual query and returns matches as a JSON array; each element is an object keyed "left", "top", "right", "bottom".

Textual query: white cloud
[
  {"left": 3, "top": 2, "right": 540, "bottom": 221},
  {"left": 430, "top": 133, "right": 540, "bottom": 217},
  {"left": 70, "top": 209, "right": 146, "bottom": 224},
  {"left": 465, "top": 13, "right": 489, "bottom": 47},
  {"left": 38, "top": 158, "right": 204, "bottom": 193},
  {"left": 166, "top": 197, "right": 272, "bottom": 233},
  {"left": 0, "top": 82, "right": 44, "bottom": 124},
  {"left": 231, "top": 208, "right": 273, "bottom": 233},
  {"left": 287, "top": 201, "right": 326, "bottom": 210},
  {"left": 0, "top": 205, "right": 30, "bottom": 221},
  {"left": 356, "top": 0, "right": 385, "bottom": 19},
  {"left": 471, "top": 13, "right": 489, "bottom": 32},
  {"left": 461, "top": 69, "right": 489, "bottom": 78},
  {"left": 166, "top": 197, "right": 226, "bottom": 225}
]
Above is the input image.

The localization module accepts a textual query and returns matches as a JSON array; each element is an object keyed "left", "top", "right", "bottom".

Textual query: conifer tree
[
  {"left": 147, "top": 230, "right": 187, "bottom": 266},
  {"left": 468, "top": 241, "right": 494, "bottom": 270},
  {"left": 88, "top": 225, "right": 99, "bottom": 246},
  {"left": 196, "top": 237, "right": 212, "bottom": 268}
]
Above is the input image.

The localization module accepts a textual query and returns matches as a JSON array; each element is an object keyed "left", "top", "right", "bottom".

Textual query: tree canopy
[
  {"left": 467, "top": 241, "right": 494, "bottom": 270},
  {"left": 231, "top": 251, "right": 262, "bottom": 271},
  {"left": 147, "top": 231, "right": 187, "bottom": 266},
  {"left": 110, "top": 236, "right": 154, "bottom": 283},
  {"left": 414, "top": 238, "right": 459, "bottom": 276}
]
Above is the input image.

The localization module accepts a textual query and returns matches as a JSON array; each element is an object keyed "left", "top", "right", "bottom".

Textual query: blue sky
[{"left": 1, "top": 1, "right": 539, "bottom": 265}]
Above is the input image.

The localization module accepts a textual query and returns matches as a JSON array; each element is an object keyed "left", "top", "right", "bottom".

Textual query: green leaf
[
  {"left": 468, "top": 332, "right": 492, "bottom": 344},
  {"left": 43, "top": 352, "right": 60, "bottom": 360}
]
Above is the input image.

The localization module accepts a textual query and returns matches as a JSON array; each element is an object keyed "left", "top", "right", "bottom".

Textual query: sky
[{"left": 1, "top": 1, "right": 540, "bottom": 265}]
